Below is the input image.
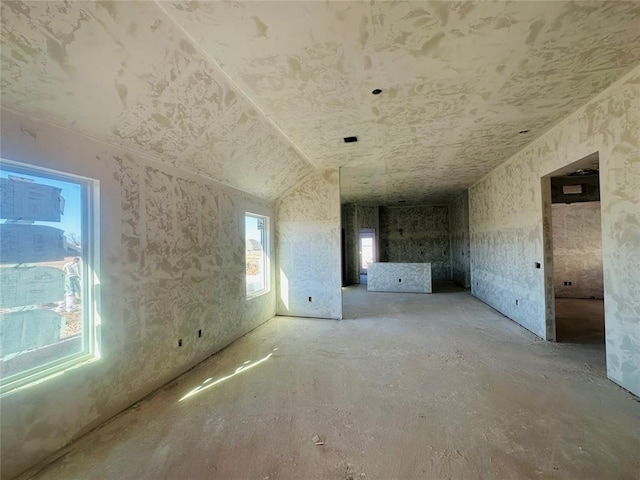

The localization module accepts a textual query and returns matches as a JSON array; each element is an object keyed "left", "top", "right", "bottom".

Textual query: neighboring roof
[{"left": 246, "top": 239, "right": 263, "bottom": 252}]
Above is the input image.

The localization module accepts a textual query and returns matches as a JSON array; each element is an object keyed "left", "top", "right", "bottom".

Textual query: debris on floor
[
  {"left": 312, "top": 435, "right": 324, "bottom": 445},
  {"left": 346, "top": 463, "right": 366, "bottom": 479}
]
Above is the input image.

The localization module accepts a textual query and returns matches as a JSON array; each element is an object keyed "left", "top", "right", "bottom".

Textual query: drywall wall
[
  {"left": 367, "top": 263, "right": 432, "bottom": 293},
  {"left": 0, "top": 1, "right": 314, "bottom": 202},
  {"left": 552, "top": 202, "right": 603, "bottom": 299},
  {"left": 276, "top": 168, "right": 342, "bottom": 319},
  {"left": 342, "top": 204, "right": 358, "bottom": 286},
  {"left": 342, "top": 204, "right": 379, "bottom": 285},
  {"left": 379, "top": 205, "right": 450, "bottom": 281},
  {"left": 358, "top": 206, "right": 379, "bottom": 233},
  {"left": 450, "top": 192, "right": 471, "bottom": 289},
  {"left": 469, "top": 65, "right": 640, "bottom": 396},
  {"left": 0, "top": 107, "right": 277, "bottom": 479}
]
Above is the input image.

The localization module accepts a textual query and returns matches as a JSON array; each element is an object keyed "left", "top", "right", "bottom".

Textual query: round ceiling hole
[{"left": 372, "top": 89, "right": 382, "bottom": 95}]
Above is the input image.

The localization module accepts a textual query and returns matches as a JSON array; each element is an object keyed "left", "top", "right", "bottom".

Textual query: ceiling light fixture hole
[
  {"left": 519, "top": 129, "right": 530, "bottom": 134},
  {"left": 372, "top": 89, "right": 382, "bottom": 95}
]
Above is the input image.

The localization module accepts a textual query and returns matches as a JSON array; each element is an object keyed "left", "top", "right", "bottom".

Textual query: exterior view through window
[
  {"left": 245, "top": 213, "right": 268, "bottom": 298},
  {"left": 0, "top": 160, "right": 97, "bottom": 393}
]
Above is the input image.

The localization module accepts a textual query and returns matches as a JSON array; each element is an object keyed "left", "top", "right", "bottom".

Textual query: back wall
[{"left": 379, "top": 205, "right": 451, "bottom": 282}]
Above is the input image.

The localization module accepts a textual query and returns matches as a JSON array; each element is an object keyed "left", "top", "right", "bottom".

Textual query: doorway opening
[
  {"left": 359, "top": 229, "right": 375, "bottom": 284},
  {"left": 542, "top": 152, "right": 604, "bottom": 345}
]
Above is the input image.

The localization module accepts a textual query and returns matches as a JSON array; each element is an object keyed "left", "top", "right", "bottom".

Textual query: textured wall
[
  {"left": 552, "top": 202, "right": 603, "bottom": 299},
  {"left": 367, "top": 263, "right": 432, "bottom": 293},
  {"left": 358, "top": 206, "right": 378, "bottom": 231},
  {"left": 0, "top": 108, "right": 277, "bottom": 479},
  {"left": 342, "top": 204, "right": 379, "bottom": 285},
  {"left": 469, "top": 66, "right": 640, "bottom": 396},
  {"left": 276, "top": 168, "right": 342, "bottom": 319},
  {"left": 449, "top": 192, "right": 471, "bottom": 289},
  {"left": 342, "top": 204, "right": 358, "bottom": 286},
  {"left": 379, "top": 206, "right": 450, "bottom": 281},
  {"left": 0, "top": 1, "right": 313, "bottom": 202}
]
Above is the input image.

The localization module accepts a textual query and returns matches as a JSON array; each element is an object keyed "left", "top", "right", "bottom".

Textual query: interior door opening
[
  {"left": 542, "top": 152, "right": 605, "bottom": 346},
  {"left": 359, "top": 229, "right": 375, "bottom": 283}
]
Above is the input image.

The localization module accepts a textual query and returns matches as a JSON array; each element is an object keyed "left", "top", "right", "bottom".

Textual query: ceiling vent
[{"left": 343, "top": 136, "right": 358, "bottom": 143}]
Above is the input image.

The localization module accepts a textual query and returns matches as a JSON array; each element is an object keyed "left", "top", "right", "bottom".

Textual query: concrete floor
[
  {"left": 22, "top": 285, "right": 640, "bottom": 480},
  {"left": 555, "top": 298, "right": 605, "bottom": 345}
]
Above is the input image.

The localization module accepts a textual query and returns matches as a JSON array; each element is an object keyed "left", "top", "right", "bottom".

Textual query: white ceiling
[{"left": 2, "top": 1, "right": 640, "bottom": 205}]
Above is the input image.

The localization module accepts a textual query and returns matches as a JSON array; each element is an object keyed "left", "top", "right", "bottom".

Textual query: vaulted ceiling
[{"left": 2, "top": 1, "right": 640, "bottom": 205}]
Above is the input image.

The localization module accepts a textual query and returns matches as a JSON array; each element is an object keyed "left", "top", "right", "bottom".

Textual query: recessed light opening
[
  {"left": 343, "top": 136, "right": 358, "bottom": 143},
  {"left": 372, "top": 89, "right": 382, "bottom": 95},
  {"left": 519, "top": 129, "right": 530, "bottom": 134}
]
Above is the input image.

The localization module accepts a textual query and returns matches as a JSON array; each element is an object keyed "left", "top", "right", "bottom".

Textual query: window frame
[
  {"left": 0, "top": 159, "right": 100, "bottom": 396},
  {"left": 244, "top": 212, "right": 270, "bottom": 299}
]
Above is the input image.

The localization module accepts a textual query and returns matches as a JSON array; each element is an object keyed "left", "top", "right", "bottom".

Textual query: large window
[
  {"left": 245, "top": 213, "right": 269, "bottom": 298},
  {"left": 0, "top": 160, "right": 98, "bottom": 394}
]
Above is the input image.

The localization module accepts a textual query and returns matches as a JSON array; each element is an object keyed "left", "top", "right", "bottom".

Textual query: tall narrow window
[
  {"left": 245, "top": 213, "right": 269, "bottom": 298},
  {"left": 0, "top": 160, "right": 98, "bottom": 394}
]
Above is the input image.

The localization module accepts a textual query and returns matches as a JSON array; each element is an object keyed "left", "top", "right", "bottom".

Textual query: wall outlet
[
  {"left": 308, "top": 296, "right": 313, "bottom": 302},
  {"left": 398, "top": 278, "right": 402, "bottom": 283},
  {"left": 515, "top": 299, "right": 519, "bottom": 306},
  {"left": 198, "top": 329, "right": 202, "bottom": 338},
  {"left": 178, "top": 339, "right": 183, "bottom": 347}
]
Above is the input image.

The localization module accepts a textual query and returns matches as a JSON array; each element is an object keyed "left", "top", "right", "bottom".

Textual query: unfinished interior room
[{"left": 1, "top": 1, "right": 639, "bottom": 479}]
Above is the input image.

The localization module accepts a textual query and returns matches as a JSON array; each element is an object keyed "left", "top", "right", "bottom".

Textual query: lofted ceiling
[
  {"left": 0, "top": 0, "right": 313, "bottom": 200},
  {"left": 2, "top": 1, "right": 640, "bottom": 205}
]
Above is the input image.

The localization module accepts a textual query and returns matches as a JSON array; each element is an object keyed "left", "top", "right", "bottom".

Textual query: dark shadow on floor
[
  {"left": 432, "top": 281, "right": 466, "bottom": 293},
  {"left": 555, "top": 298, "right": 605, "bottom": 345}
]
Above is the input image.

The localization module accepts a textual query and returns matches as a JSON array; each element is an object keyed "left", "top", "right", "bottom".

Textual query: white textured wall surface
[
  {"left": 0, "top": 108, "right": 277, "bottom": 479},
  {"left": 161, "top": 1, "right": 640, "bottom": 206},
  {"left": 470, "top": 66, "right": 640, "bottom": 396},
  {"left": 552, "top": 202, "right": 604, "bottom": 299},
  {"left": 276, "top": 169, "right": 342, "bottom": 319},
  {"left": 450, "top": 192, "right": 471, "bottom": 289},
  {"left": 379, "top": 205, "right": 450, "bottom": 281},
  {"left": 342, "top": 204, "right": 358, "bottom": 285},
  {"left": 367, "top": 263, "right": 432, "bottom": 293},
  {"left": 0, "top": 1, "right": 314, "bottom": 202}
]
